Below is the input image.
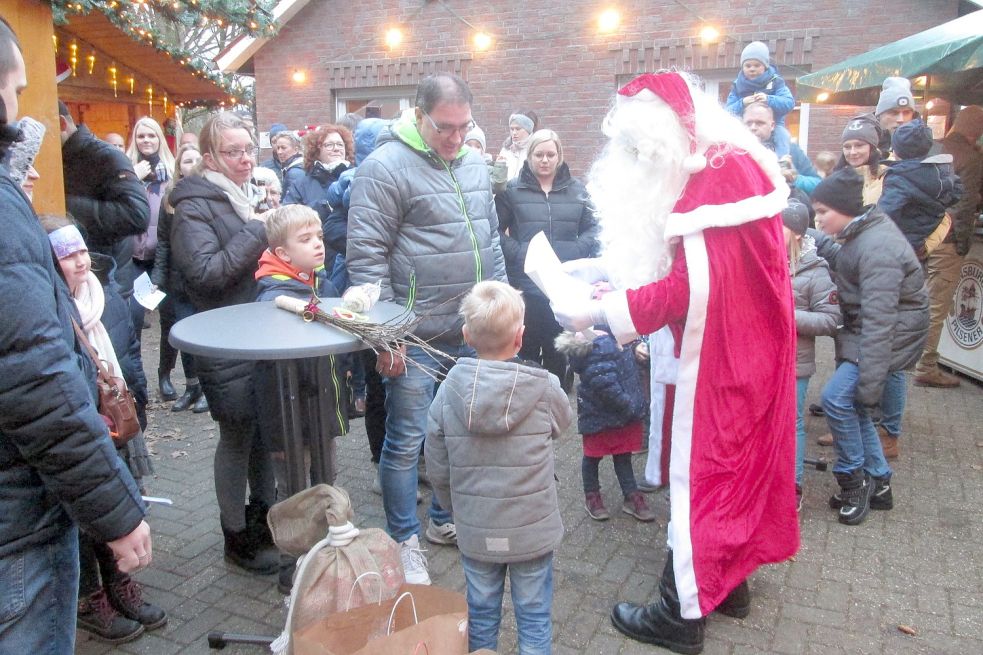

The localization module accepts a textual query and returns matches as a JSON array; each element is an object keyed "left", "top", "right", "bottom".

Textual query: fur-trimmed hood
[{"left": 554, "top": 330, "right": 595, "bottom": 358}]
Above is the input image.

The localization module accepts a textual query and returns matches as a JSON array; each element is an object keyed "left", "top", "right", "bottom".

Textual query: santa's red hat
[{"left": 617, "top": 72, "right": 707, "bottom": 173}]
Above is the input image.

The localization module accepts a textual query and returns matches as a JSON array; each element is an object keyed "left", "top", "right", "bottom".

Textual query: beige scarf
[
  {"left": 202, "top": 169, "right": 254, "bottom": 222},
  {"left": 73, "top": 271, "right": 125, "bottom": 383}
]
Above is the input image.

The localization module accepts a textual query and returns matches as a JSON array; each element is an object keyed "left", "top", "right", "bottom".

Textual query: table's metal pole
[
  {"left": 276, "top": 360, "right": 306, "bottom": 497},
  {"left": 310, "top": 356, "right": 337, "bottom": 485}
]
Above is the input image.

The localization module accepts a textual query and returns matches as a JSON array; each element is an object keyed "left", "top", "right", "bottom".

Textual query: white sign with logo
[{"left": 939, "top": 242, "right": 983, "bottom": 381}]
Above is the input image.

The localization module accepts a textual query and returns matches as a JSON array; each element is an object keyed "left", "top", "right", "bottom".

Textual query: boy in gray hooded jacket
[{"left": 426, "top": 280, "right": 572, "bottom": 654}]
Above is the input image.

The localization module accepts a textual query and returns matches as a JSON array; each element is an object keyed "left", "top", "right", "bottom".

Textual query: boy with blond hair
[
  {"left": 254, "top": 205, "right": 346, "bottom": 592},
  {"left": 426, "top": 281, "right": 572, "bottom": 654}
]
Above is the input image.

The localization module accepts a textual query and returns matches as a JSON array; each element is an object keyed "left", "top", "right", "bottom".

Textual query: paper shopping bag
[{"left": 293, "top": 584, "right": 467, "bottom": 655}]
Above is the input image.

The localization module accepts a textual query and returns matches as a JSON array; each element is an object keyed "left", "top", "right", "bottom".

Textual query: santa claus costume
[{"left": 556, "top": 72, "right": 800, "bottom": 654}]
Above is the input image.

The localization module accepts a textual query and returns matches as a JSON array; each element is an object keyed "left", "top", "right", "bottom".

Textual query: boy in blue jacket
[
  {"left": 253, "top": 205, "right": 346, "bottom": 591},
  {"left": 877, "top": 119, "right": 962, "bottom": 259},
  {"left": 726, "top": 41, "right": 795, "bottom": 157}
]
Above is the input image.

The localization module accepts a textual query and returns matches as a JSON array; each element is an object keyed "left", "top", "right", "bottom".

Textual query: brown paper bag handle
[
  {"left": 411, "top": 643, "right": 430, "bottom": 655},
  {"left": 346, "top": 571, "right": 385, "bottom": 611},
  {"left": 387, "top": 591, "right": 419, "bottom": 636}
]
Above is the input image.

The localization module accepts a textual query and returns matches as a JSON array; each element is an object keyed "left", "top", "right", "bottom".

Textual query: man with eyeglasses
[{"left": 348, "top": 72, "right": 507, "bottom": 585}]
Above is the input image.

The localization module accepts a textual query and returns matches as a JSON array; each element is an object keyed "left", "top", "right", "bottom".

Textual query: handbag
[{"left": 72, "top": 318, "right": 140, "bottom": 446}]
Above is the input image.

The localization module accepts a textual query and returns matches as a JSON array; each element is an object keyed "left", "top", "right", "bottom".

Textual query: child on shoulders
[
  {"left": 726, "top": 41, "right": 795, "bottom": 158},
  {"left": 426, "top": 281, "right": 572, "bottom": 654}
]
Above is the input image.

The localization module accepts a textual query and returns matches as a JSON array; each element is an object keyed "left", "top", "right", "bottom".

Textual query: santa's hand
[
  {"left": 561, "top": 258, "right": 609, "bottom": 285},
  {"left": 551, "top": 299, "right": 606, "bottom": 332}
]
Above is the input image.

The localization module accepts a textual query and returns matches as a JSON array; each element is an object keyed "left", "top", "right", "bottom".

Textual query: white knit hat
[{"left": 7, "top": 116, "right": 45, "bottom": 186}]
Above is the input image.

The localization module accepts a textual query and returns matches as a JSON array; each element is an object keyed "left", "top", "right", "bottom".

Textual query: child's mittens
[{"left": 342, "top": 282, "right": 382, "bottom": 313}]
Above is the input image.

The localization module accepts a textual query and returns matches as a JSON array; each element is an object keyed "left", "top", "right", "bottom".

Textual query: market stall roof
[
  {"left": 58, "top": 9, "right": 234, "bottom": 105},
  {"left": 797, "top": 10, "right": 983, "bottom": 105}
]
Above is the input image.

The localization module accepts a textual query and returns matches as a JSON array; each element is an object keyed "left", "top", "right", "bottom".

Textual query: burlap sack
[{"left": 269, "top": 485, "right": 404, "bottom": 655}]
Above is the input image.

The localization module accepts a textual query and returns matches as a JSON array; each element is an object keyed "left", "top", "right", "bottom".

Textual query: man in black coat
[
  {"left": 58, "top": 100, "right": 149, "bottom": 297},
  {"left": 0, "top": 21, "right": 150, "bottom": 652}
]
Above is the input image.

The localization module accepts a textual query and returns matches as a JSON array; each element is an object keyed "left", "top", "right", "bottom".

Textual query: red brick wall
[{"left": 253, "top": 0, "right": 959, "bottom": 177}]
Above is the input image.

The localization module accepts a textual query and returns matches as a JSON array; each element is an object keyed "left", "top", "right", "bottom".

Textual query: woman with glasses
[
  {"left": 283, "top": 124, "right": 353, "bottom": 223},
  {"left": 169, "top": 113, "right": 278, "bottom": 575},
  {"left": 495, "top": 129, "right": 599, "bottom": 382}
]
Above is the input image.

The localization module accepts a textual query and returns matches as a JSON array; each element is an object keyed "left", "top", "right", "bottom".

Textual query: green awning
[{"left": 797, "top": 11, "right": 983, "bottom": 105}]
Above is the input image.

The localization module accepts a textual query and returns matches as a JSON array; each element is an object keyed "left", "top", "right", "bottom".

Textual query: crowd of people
[{"left": 2, "top": 16, "right": 982, "bottom": 655}]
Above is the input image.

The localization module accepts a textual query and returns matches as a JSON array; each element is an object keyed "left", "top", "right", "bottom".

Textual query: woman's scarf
[
  {"left": 139, "top": 151, "right": 170, "bottom": 194},
  {"left": 202, "top": 169, "right": 254, "bottom": 221},
  {"left": 74, "top": 270, "right": 125, "bottom": 383}
]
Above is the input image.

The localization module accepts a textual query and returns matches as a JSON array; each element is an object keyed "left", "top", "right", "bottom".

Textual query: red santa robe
[{"left": 601, "top": 144, "right": 800, "bottom": 619}]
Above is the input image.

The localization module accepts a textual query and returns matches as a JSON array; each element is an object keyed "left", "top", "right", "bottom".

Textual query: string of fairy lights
[{"left": 46, "top": 0, "right": 278, "bottom": 107}]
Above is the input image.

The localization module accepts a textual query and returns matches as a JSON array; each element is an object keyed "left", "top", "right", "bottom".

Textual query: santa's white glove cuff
[
  {"left": 599, "top": 290, "right": 640, "bottom": 344},
  {"left": 551, "top": 299, "right": 606, "bottom": 333},
  {"left": 561, "top": 257, "right": 609, "bottom": 284}
]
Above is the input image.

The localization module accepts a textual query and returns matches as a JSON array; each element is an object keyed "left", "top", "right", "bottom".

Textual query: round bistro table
[{"left": 170, "top": 298, "right": 409, "bottom": 496}]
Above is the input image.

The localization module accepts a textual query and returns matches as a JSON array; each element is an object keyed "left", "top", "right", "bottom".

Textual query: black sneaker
[
  {"left": 77, "top": 588, "right": 144, "bottom": 644},
  {"left": 831, "top": 470, "right": 872, "bottom": 526},
  {"left": 829, "top": 475, "right": 893, "bottom": 511},
  {"left": 808, "top": 403, "right": 825, "bottom": 417}
]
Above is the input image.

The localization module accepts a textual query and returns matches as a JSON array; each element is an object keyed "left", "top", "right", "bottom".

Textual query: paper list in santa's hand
[
  {"left": 523, "top": 232, "right": 595, "bottom": 306},
  {"left": 133, "top": 272, "right": 166, "bottom": 310}
]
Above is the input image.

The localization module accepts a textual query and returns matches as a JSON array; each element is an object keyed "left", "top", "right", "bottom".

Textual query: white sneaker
[
  {"left": 399, "top": 535, "right": 431, "bottom": 585},
  {"left": 424, "top": 518, "right": 457, "bottom": 546}
]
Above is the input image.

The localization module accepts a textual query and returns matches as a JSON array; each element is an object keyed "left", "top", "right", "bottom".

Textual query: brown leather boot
[{"left": 877, "top": 425, "right": 899, "bottom": 460}]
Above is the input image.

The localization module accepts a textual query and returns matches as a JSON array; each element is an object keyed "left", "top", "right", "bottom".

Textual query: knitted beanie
[
  {"left": 781, "top": 200, "right": 810, "bottom": 236},
  {"left": 6, "top": 116, "right": 45, "bottom": 186},
  {"left": 464, "top": 125, "right": 486, "bottom": 151},
  {"left": 509, "top": 113, "right": 534, "bottom": 134},
  {"left": 812, "top": 167, "right": 865, "bottom": 217},
  {"left": 741, "top": 41, "right": 770, "bottom": 66},
  {"left": 841, "top": 114, "right": 881, "bottom": 148},
  {"left": 875, "top": 77, "right": 915, "bottom": 116},
  {"left": 892, "top": 118, "right": 933, "bottom": 160}
]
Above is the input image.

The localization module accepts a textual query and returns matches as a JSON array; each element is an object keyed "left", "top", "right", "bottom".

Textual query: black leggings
[
  {"left": 158, "top": 293, "right": 198, "bottom": 379},
  {"left": 519, "top": 293, "right": 566, "bottom": 381},
  {"left": 582, "top": 453, "right": 638, "bottom": 497},
  {"left": 78, "top": 533, "right": 118, "bottom": 596},
  {"left": 362, "top": 350, "right": 387, "bottom": 463}
]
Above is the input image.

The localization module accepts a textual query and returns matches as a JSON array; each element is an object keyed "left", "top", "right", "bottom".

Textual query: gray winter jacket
[
  {"left": 792, "top": 237, "right": 840, "bottom": 378},
  {"left": 426, "top": 357, "right": 572, "bottom": 563},
  {"left": 347, "top": 114, "right": 507, "bottom": 342},
  {"left": 813, "top": 207, "right": 928, "bottom": 406}
]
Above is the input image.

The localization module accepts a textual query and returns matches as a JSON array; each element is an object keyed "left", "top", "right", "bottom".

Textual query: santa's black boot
[
  {"left": 610, "top": 554, "right": 705, "bottom": 654},
  {"left": 715, "top": 580, "right": 750, "bottom": 619}
]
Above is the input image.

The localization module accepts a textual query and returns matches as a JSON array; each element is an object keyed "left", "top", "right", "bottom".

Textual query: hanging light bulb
[
  {"left": 699, "top": 25, "right": 720, "bottom": 44},
  {"left": 70, "top": 41, "right": 78, "bottom": 75},
  {"left": 385, "top": 27, "right": 403, "bottom": 49},
  {"left": 162, "top": 93, "right": 168, "bottom": 115},
  {"left": 109, "top": 63, "right": 118, "bottom": 97},
  {"left": 128, "top": 75, "right": 135, "bottom": 94},
  {"left": 147, "top": 85, "right": 154, "bottom": 115},
  {"left": 598, "top": 8, "right": 620, "bottom": 33},
  {"left": 87, "top": 52, "right": 96, "bottom": 75},
  {"left": 474, "top": 32, "right": 493, "bottom": 51}
]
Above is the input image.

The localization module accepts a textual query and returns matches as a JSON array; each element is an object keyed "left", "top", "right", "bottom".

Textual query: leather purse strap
[{"left": 71, "top": 318, "right": 114, "bottom": 386}]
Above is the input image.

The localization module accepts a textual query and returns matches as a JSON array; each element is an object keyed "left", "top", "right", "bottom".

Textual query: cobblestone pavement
[{"left": 76, "top": 331, "right": 983, "bottom": 655}]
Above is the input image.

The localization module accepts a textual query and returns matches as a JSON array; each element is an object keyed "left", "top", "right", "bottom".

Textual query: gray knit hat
[
  {"left": 7, "top": 116, "right": 45, "bottom": 186},
  {"left": 841, "top": 114, "right": 881, "bottom": 148},
  {"left": 509, "top": 113, "right": 534, "bottom": 134},
  {"left": 875, "top": 77, "right": 915, "bottom": 116},
  {"left": 741, "top": 41, "right": 770, "bottom": 66},
  {"left": 464, "top": 125, "right": 486, "bottom": 151},
  {"left": 781, "top": 200, "right": 810, "bottom": 236}
]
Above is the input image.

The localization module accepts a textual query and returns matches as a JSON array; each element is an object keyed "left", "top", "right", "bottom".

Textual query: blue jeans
[
  {"left": 380, "top": 343, "right": 473, "bottom": 542},
  {"left": 461, "top": 553, "right": 554, "bottom": 655},
  {"left": 878, "top": 371, "right": 906, "bottom": 438},
  {"left": 795, "top": 376, "right": 810, "bottom": 486},
  {"left": 821, "top": 362, "right": 892, "bottom": 479},
  {"left": 0, "top": 524, "right": 79, "bottom": 653}
]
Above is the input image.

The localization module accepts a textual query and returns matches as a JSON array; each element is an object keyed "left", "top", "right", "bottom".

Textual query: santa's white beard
[{"left": 588, "top": 111, "right": 689, "bottom": 289}]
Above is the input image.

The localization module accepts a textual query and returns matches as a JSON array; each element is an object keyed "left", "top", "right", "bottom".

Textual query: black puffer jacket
[
  {"left": 170, "top": 174, "right": 268, "bottom": 423},
  {"left": 0, "top": 164, "right": 145, "bottom": 558},
  {"left": 150, "top": 195, "right": 189, "bottom": 297},
  {"left": 495, "top": 162, "right": 599, "bottom": 297},
  {"left": 283, "top": 160, "right": 350, "bottom": 221},
  {"left": 813, "top": 208, "right": 928, "bottom": 406},
  {"left": 62, "top": 125, "right": 150, "bottom": 296}
]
